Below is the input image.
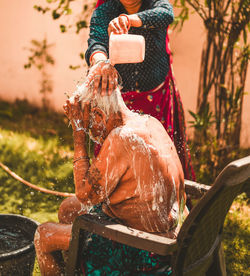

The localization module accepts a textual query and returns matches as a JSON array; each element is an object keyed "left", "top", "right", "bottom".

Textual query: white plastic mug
[{"left": 109, "top": 33, "right": 145, "bottom": 65}]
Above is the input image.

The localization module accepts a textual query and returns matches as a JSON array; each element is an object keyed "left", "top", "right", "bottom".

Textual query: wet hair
[{"left": 70, "top": 78, "right": 126, "bottom": 117}]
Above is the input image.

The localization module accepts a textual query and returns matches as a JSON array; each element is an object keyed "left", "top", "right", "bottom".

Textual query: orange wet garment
[{"left": 83, "top": 116, "right": 187, "bottom": 237}]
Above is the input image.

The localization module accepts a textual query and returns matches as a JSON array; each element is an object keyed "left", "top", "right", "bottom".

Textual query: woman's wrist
[
  {"left": 71, "top": 118, "right": 85, "bottom": 132},
  {"left": 73, "top": 127, "right": 86, "bottom": 135},
  {"left": 90, "top": 51, "right": 108, "bottom": 66},
  {"left": 73, "top": 126, "right": 86, "bottom": 143},
  {"left": 73, "top": 156, "right": 89, "bottom": 163},
  {"left": 127, "top": 14, "right": 142, "bottom": 28},
  {"left": 120, "top": 14, "right": 131, "bottom": 30}
]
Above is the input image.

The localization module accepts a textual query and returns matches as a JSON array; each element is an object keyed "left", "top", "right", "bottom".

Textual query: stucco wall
[{"left": 0, "top": 0, "right": 249, "bottom": 146}]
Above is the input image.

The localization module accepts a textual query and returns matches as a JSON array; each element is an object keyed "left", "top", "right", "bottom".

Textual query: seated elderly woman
[{"left": 34, "top": 77, "right": 189, "bottom": 275}]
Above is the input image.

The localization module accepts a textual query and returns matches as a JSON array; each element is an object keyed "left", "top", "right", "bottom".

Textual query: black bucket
[{"left": 0, "top": 214, "right": 39, "bottom": 276}]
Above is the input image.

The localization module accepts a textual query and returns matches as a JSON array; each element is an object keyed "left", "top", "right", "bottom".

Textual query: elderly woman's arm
[
  {"left": 74, "top": 134, "right": 128, "bottom": 206},
  {"left": 63, "top": 99, "right": 91, "bottom": 200}
]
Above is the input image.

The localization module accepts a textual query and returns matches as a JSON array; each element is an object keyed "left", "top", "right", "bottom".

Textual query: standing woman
[{"left": 86, "top": 0, "right": 195, "bottom": 180}]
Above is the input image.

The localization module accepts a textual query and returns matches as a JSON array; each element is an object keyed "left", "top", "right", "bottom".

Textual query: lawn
[{"left": 0, "top": 99, "right": 249, "bottom": 275}]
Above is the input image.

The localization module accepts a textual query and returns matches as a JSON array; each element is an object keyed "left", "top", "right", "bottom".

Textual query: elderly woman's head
[
  {"left": 69, "top": 77, "right": 127, "bottom": 142},
  {"left": 73, "top": 80, "right": 125, "bottom": 116}
]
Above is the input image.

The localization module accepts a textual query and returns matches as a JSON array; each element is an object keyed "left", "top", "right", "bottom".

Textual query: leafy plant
[
  {"left": 33, "top": 0, "right": 95, "bottom": 70},
  {"left": 188, "top": 103, "right": 215, "bottom": 139},
  {"left": 24, "top": 38, "right": 55, "bottom": 108},
  {"left": 33, "top": 0, "right": 95, "bottom": 34},
  {"left": 0, "top": 101, "right": 12, "bottom": 119},
  {"left": 174, "top": 0, "right": 249, "bottom": 169}
]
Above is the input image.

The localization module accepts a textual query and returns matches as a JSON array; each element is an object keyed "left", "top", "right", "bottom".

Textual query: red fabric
[
  {"left": 94, "top": 0, "right": 195, "bottom": 180},
  {"left": 96, "top": 0, "right": 106, "bottom": 8},
  {"left": 122, "top": 78, "right": 173, "bottom": 139},
  {"left": 122, "top": 77, "right": 195, "bottom": 181}
]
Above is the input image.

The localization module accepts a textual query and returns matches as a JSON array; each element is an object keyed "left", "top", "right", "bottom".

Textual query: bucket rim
[{"left": 0, "top": 213, "right": 39, "bottom": 261}]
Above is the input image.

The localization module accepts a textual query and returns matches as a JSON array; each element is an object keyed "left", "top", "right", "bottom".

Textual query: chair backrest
[{"left": 173, "top": 156, "right": 250, "bottom": 275}]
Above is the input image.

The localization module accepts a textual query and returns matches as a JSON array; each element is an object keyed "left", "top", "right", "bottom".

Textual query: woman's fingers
[
  {"left": 83, "top": 102, "right": 90, "bottom": 129},
  {"left": 114, "top": 75, "right": 118, "bottom": 93},
  {"left": 86, "top": 62, "right": 101, "bottom": 87},
  {"left": 87, "top": 60, "right": 119, "bottom": 96},
  {"left": 63, "top": 97, "right": 82, "bottom": 119},
  {"left": 109, "top": 19, "right": 120, "bottom": 34},
  {"left": 109, "top": 16, "right": 128, "bottom": 34},
  {"left": 93, "top": 74, "right": 101, "bottom": 94},
  {"left": 103, "top": 65, "right": 119, "bottom": 96},
  {"left": 86, "top": 72, "right": 94, "bottom": 87},
  {"left": 63, "top": 104, "right": 69, "bottom": 115},
  {"left": 108, "top": 75, "right": 114, "bottom": 95},
  {"left": 108, "top": 73, "right": 117, "bottom": 96},
  {"left": 118, "top": 16, "right": 128, "bottom": 33},
  {"left": 101, "top": 73, "right": 108, "bottom": 96},
  {"left": 74, "top": 95, "right": 79, "bottom": 103}
]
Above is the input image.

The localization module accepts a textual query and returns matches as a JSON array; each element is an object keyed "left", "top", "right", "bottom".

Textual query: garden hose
[{"left": 0, "top": 161, "right": 75, "bottom": 197}]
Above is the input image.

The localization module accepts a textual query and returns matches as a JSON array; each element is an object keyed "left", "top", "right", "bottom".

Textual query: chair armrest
[
  {"left": 184, "top": 179, "right": 211, "bottom": 199},
  {"left": 73, "top": 214, "right": 177, "bottom": 255},
  {"left": 66, "top": 214, "right": 177, "bottom": 275}
]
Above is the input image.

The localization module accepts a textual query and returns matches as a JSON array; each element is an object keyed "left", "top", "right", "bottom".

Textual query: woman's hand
[
  {"left": 63, "top": 96, "right": 90, "bottom": 132},
  {"left": 86, "top": 60, "right": 119, "bottom": 96},
  {"left": 108, "top": 14, "right": 130, "bottom": 36}
]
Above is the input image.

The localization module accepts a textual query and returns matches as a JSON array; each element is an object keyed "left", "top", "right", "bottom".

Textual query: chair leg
[
  {"left": 66, "top": 227, "right": 85, "bottom": 276},
  {"left": 206, "top": 243, "right": 226, "bottom": 276}
]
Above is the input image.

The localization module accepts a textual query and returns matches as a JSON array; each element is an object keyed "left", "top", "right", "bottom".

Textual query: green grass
[
  {"left": 0, "top": 99, "right": 74, "bottom": 275},
  {"left": 0, "top": 99, "right": 75, "bottom": 220},
  {"left": 223, "top": 194, "right": 250, "bottom": 275},
  {"left": 0, "top": 99, "right": 249, "bottom": 275},
  {"left": 0, "top": 128, "right": 74, "bottom": 219}
]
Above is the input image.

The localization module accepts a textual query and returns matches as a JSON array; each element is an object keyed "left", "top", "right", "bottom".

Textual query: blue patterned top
[{"left": 85, "top": 0, "right": 174, "bottom": 92}]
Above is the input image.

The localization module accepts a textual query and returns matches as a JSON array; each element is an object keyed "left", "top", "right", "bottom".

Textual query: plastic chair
[{"left": 66, "top": 156, "right": 250, "bottom": 275}]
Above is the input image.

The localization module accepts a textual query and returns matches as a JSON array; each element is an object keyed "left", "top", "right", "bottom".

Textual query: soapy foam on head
[{"left": 69, "top": 81, "right": 127, "bottom": 117}]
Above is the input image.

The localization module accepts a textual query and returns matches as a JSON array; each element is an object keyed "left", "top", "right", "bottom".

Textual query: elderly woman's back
[{"left": 97, "top": 113, "right": 187, "bottom": 238}]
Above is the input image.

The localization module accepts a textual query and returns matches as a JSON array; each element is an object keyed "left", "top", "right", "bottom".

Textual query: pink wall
[
  {"left": 0, "top": 0, "right": 249, "bottom": 146},
  {"left": 0, "top": 0, "right": 87, "bottom": 110}
]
